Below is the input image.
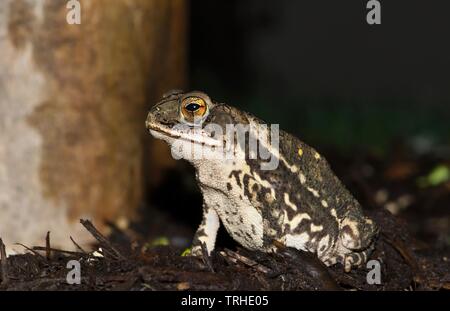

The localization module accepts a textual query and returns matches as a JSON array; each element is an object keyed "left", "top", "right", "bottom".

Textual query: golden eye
[{"left": 181, "top": 97, "right": 207, "bottom": 122}]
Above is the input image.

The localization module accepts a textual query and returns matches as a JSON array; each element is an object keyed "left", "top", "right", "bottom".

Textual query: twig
[
  {"left": 32, "top": 246, "right": 87, "bottom": 257},
  {"left": 0, "top": 238, "right": 8, "bottom": 285},
  {"left": 15, "top": 243, "right": 47, "bottom": 261},
  {"left": 80, "top": 219, "right": 126, "bottom": 260},
  {"left": 222, "top": 249, "right": 271, "bottom": 274},
  {"left": 219, "top": 251, "right": 239, "bottom": 266},
  {"left": 45, "top": 231, "right": 51, "bottom": 260},
  {"left": 200, "top": 242, "right": 215, "bottom": 273},
  {"left": 70, "top": 236, "right": 87, "bottom": 254}
]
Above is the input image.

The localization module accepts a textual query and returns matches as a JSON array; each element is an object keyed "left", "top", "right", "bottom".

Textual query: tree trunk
[{"left": 0, "top": 0, "right": 186, "bottom": 252}]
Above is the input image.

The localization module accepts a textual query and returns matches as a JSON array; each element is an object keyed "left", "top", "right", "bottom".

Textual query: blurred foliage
[
  {"left": 246, "top": 95, "right": 450, "bottom": 155},
  {"left": 145, "top": 236, "right": 170, "bottom": 250},
  {"left": 417, "top": 165, "right": 450, "bottom": 188}
]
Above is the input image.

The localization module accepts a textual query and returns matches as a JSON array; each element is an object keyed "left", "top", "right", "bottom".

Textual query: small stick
[
  {"left": 45, "top": 231, "right": 51, "bottom": 260},
  {"left": 15, "top": 243, "right": 47, "bottom": 261},
  {"left": 200, "top": 242, "right": 215, "bottom": 273},
  {"left": 219, "top": 251, "right": 239, "bottom": 266},
  {"left": 223, "top": 249, "right": 271, "bottom": 274},
  {"left": 80, "top": 219, "right": 126, "bottom": 260},
  {"left": 0, "top": 238, "right": 8, "bottom": 285},
  {"left": 70, "top": 236, "right": 87, "bottom": 254},
  {"left": 32, "top": 246, "right": 86, "bottom": 256}
]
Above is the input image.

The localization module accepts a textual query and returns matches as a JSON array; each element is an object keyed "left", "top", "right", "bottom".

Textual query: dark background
[{"left": 189, "top": 0, "right": 450, "bottom": 154}]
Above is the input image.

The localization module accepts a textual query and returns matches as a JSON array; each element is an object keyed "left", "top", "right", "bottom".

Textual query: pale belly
[{"left": 201, "top": 186, "right": 265, "bottom": 251}]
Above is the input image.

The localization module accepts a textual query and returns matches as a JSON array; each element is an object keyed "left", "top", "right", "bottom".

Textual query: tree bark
[{"left": 0, "top": 0, "right": 186, "bottom": 252}]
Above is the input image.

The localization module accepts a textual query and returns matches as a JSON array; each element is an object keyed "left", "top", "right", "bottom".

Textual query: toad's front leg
[{"left": 191, "top": 203, "right": 220, "bottom": 256}]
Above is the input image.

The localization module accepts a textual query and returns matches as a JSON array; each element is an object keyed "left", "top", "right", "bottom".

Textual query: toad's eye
[
  {"left": 181, "top": 97, "right": 207, "bottom": 123},
  {"left": 185, "top": 103, "right": 201, "bottom": 112}
]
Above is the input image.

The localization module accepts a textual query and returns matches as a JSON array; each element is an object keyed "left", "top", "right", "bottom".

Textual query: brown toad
[{"left": 145, "top": 90, "right": 378, "bottom": 272}]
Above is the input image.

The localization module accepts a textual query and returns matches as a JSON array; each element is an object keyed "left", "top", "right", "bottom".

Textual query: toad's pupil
[{"left": 186, "top": 103, "right": 200, "bottom": 112}]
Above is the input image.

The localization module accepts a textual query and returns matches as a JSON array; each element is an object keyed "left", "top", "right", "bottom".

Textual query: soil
[{"left": 0, "top": 150, "right": 449, "bottom": 291}]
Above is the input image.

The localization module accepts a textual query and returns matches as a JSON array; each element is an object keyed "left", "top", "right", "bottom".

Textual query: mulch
[{"left": 0, "top": 209, "right": 448, "bottom": 291}]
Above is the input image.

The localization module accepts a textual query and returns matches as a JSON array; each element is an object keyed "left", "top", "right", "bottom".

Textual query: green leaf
[
  {"left": 428, "top": 165, "right": 450, "bottom": 186},
  {"left": 180, "top": 248, "right": 191, "bottom": 256},
  {"left": 150, "top": 236, "right": 170, "bottom": 247},
  {"left": 417, "top": 164, "right": 450, "bottom": 187}
]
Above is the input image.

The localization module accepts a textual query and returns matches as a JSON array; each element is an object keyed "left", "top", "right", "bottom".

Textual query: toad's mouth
[{"left": 146, "top": 120, "right": 222, "bottom": 147}]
